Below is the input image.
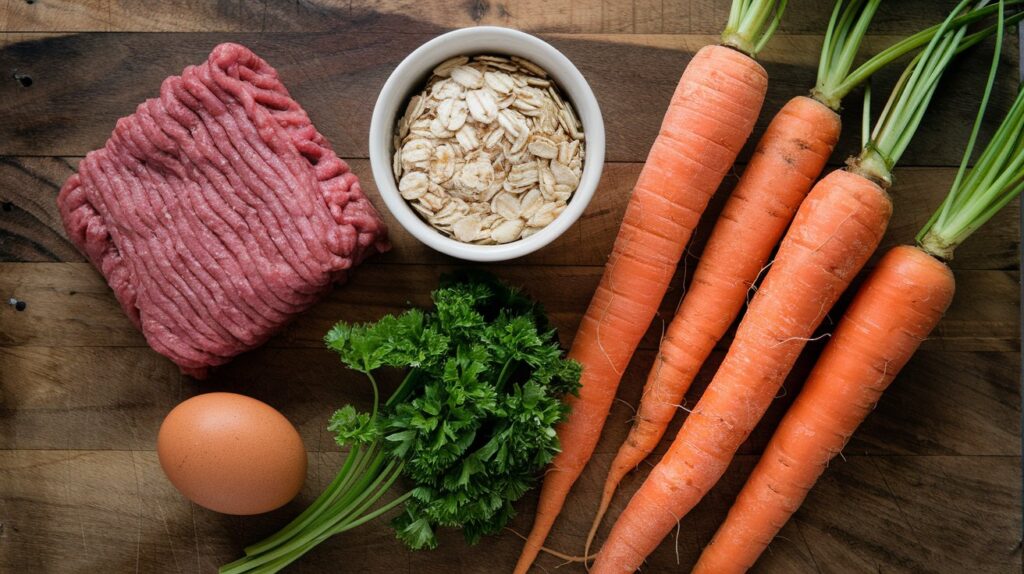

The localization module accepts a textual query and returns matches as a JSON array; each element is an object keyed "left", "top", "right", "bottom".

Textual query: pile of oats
[{"left": 393, "top": 54, "right": 585, "bottom": 244}]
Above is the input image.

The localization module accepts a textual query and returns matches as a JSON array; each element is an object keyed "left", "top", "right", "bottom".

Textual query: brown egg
[{"left": 157, "top": 392, "right": 307, "bottom": 515}]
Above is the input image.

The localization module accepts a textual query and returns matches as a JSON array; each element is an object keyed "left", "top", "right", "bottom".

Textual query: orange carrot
[
  {"left": 582, "top": 0, "right": 982, "bottom": 550},
  {"left": 695, "top": 12, "right": 1018, "bottom": 568},
  {"left": 589, "top": 3, "right": 998, "bottom": 570},
  {"left": 512, "top": 43, "right": 769, "bottom": 574},
  {"left": 591, "top": 168, "right": 891, "bottom": 574},
  {"left": 586, "top": 94, "right": 840, "bottom": 553},
  {"left": 692, "top": 245, "right": 954, "bottom": 574}
]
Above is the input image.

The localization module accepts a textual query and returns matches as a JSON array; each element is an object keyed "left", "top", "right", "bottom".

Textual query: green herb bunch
[{"left": 222, "top": 272, "right": 580, "bottom": 574}]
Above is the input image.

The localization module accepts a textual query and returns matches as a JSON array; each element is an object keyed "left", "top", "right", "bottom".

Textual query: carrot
[
  {"left": 692, "top": 245, "right": 955, "bottom": 574},
  {"left": 589, "top": 2, "right": 993, "bottom": 571},
  {"left": 512, "top": 3, "right": 783, "bottom": 571},
  {"left": 582, "top": 0, "right": 1021, "bottom": 556},
  {"left": 593, "top": 169, "right": 891, "bottom": 574},
  {"left": 584, "top": 94, "right": 841, "bottom": 556},
  {"left": 696, "top": 12, "right": 1019, "bottom": 569},
  {"left": 583, "top": 1, "right": 902, "bottom": 551}
]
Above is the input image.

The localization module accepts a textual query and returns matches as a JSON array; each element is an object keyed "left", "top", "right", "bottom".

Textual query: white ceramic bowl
[{"left": 369, "top": 26, "right": 605, "bottom": 262}]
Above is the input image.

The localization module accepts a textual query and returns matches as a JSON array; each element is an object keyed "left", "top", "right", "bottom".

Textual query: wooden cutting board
[{"left": 0, "top": 2, "right": 1020, "bottom": 572}]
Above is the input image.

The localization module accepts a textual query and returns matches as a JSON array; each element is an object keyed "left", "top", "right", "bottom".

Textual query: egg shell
[{"left": 157, "top": 392, "right": 307, "bottom": 515}]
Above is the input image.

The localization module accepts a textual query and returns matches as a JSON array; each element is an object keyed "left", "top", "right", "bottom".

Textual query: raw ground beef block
[{"left": 57, "top": 42, "right": 390, "bottom": 378}]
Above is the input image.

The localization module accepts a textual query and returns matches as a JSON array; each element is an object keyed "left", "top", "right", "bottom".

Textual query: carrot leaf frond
[
  {"left": 851, "top": 0, "right": 988, "bottom": 186},
  {"left": 828, "top": 1, "right": 1024, "bottom": 108},
  {"left": 813, "top": 0, "right": 881, "bottom": 110},
  {"left": 722, "top": 0, "right": 789, "bottom": 57},
  {"left": 918, "top": 64, "right": 1024, "bottom": 259},
  {"left": 861, "top": 81, "right": 872, "bottom": 145}
]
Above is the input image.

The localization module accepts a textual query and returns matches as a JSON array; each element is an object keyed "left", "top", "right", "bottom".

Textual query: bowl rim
[{"left": 369, "top": 25, "right": 605, "bottom": 262}]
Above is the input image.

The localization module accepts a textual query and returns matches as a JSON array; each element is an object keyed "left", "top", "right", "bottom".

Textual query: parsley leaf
[
  {"left": 327, "top": 405, "right": 378, "bottom": 446},
  {"left": 229, "top": 272, "right": 581, "bottom": 572},
  {"left": 328, "top": 272, "right": 579, "bottom": 550}
]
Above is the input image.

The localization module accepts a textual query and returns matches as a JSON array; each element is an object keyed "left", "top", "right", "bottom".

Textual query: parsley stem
[
  {"left": 223, "top": 444, "right": 393, "bottom": 574},
  {"left": 323, "top": 454, "right": 393, "bottom": 527},
  {"left": 243, "top": 444, "right": 365, "bottom": 556},
  {"left": 256, "top": 488, "right": 415, "bottom": 574},
  {"left": 229, "top": 443, "right": 379, "bottom": 569},
  {"left": 494, "top": 358, "right": 516, "bottom": 393},
  {"left": 366, "top": 371, "right": 381, "bottom": 421},
  {"left": 316, "top": 444, "right": 385, "bottom": 522},
  {"left": 330, "top": 463, "right": 408, "bottom": 534},
  {"left": 334, "top": 490, "right": 413, "bottom": 534},
  {"left": 245, "top": 547, "right": 305, "bottom": 574},
  {"left": 386, "top": 368, "right": 423, "bottom": 408}
]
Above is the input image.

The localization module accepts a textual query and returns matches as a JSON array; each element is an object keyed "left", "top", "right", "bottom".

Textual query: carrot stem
[
  {"left": 918, "top": 2, "right": 1024, "bottom": 258},
  {"left": 722, "top": 0, "right": 788, "bottom": 56},
  {"left": 812, "top": 0, "right": 1024, "bottom": 110},
  {"left": 852, "top": 0, "right": 988, "bottom": 185},
  {"left": 814, "top": 0, "right": 881, "bottom": 109},
  {"left": 861, "top": 81, "right": 872, "bottom": 145},
  {"left": 830, "top": 1, "right": 1024, "bottom": 101}
]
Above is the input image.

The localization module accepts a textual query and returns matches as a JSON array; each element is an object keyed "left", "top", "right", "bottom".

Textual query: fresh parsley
[{"left": 222, "top": 272, "right": 580, "bottom": 574}]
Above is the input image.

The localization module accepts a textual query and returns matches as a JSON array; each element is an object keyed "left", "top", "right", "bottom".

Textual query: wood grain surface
[{"left": 0, "top": 1, "right": 1020, "bottom": 573}]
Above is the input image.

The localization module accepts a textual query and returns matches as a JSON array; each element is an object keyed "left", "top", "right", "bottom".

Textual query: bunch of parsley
[{"left": 222, "top": 272, "right": 580, "bottom": 574}]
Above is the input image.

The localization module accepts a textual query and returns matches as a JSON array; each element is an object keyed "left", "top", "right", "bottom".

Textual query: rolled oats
[
  {"left": 450, "top": 65, "right": 484, "bottom": 89},
  {"left": 433, "top": 56, "right": 469, "bottom": 77},
  {"left": 492, "top": 192, "right": 522, "bottom": 220},
  {"left": 466, "top": 89, "right": 499, "bottom": 124},
  {"left": 394, "top": 54, "right": 585, "bottom": 244},
  {"left": 491, "top": 218, "right": 526, "bottom": 244},
  {"left": 527, "top": 136, "right": 558, "bottom": 159},
  {"left": 452, "top": 214, "right": 483, "bottom": 242},
  {"left": 398, "top": 171, "right": 429, "bottom": 200}
]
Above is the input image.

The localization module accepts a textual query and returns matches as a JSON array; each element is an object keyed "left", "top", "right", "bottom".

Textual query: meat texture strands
[{"left": 58, "top": 43, "right": 390, "bottom": 378}]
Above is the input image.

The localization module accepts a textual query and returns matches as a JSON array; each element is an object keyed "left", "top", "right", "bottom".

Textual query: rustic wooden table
[{"left": 1, "top": 1, "right": 1021, "bottom": 573}]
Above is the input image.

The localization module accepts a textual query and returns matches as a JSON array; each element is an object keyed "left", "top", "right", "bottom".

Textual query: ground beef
[{"left": 57, "top": 43, "right": 390, "bottom": 378}]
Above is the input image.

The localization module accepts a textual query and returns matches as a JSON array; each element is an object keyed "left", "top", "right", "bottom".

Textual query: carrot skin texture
[
  {"left": 693, "top": 245, "right": 954, "bottom": 574},
  {"left": 513, "top": 44, "right": 768, "bottom": 574},
  {"left": 599, "top": 96, "right": 841, "bottom": 512},
  {"left": 591, "top": 169, "right": 892, "bottom": 574}
]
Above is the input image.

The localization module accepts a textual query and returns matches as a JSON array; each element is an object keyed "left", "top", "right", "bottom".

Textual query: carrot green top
[
  {"left": 813, "top": 1, "right": 1024, "bottom": 110},
  {"left": 849, "top": 0, "right": 1016, "bottom": 187},
  {"left": 918, "top": 6, "right": 1022, "bottom": 260},
  {"left": 721, "top": 0, "right": 788, "bottom": 57},
  {"left": 812, "top": 0, "right": 883, "bottom": 110}
]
